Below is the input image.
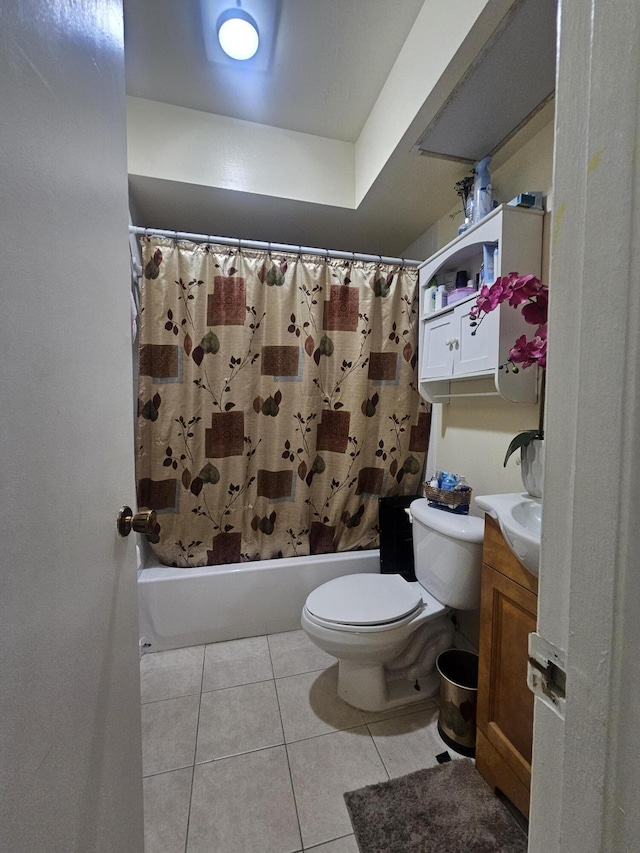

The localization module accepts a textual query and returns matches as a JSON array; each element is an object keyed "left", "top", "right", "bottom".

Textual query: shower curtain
[{"left": 136, "top": 237, "right": 430, "bottom": 567}]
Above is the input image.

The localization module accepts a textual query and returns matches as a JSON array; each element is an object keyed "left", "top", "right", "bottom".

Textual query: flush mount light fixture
[
  {"left": 200, "top": 0, "right": 278, "bottom": 70},
  {"left": 217, "top": 8, "right": 260, "bottom": 60}
]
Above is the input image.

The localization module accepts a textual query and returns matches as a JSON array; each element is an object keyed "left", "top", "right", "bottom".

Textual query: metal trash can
[{"left": 436, "top": 649, "right": 479, "bottom": 757}]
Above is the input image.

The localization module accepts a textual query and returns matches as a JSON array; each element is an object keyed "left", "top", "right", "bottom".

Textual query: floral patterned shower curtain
[{"left": 136, "top": 237, "right": 430, "bottom": 567}]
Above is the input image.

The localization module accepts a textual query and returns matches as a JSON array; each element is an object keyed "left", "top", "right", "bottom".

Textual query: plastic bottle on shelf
[
  {"left": 425, "top": 282, "right": 438, "bottom": 314},
  {"left": 472, "top": 156, "right": 493, "bottom": 224},
  {"left": 482, "top": 243, "right": 496, "bottom": 285},
  {"left": 434, "top": 285, "right": 447, "bottom": 311}
]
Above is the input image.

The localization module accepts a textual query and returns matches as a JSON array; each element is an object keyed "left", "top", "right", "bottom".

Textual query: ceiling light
[{"left": 217, "top": 8, "right": 260, "bottom": 61}]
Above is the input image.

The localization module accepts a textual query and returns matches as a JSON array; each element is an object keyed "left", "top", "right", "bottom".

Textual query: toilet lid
[{"left": 305, "top": 574, "right": 423, "bottom": 626}]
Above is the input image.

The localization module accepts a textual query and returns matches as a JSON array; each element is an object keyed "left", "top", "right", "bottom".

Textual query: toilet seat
[{"left": 304, "top": 573, "right": 425, "bottom": 632}]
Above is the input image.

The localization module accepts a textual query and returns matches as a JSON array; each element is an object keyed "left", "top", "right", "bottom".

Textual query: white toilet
[{"left": 301, "top": 499, "right": 484, "bottom": 711}]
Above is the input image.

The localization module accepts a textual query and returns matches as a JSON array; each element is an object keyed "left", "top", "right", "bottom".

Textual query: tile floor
[{"left": 140, "top": 629, "right": 461, "bottom": 853}]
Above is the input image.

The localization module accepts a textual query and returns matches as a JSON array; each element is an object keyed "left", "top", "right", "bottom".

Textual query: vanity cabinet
[
  {"left": 418, "top": 204, "right": 543, "bottom": 403},
  {"left": 476, "top": 514, "right": 538, "bottom": 819}
]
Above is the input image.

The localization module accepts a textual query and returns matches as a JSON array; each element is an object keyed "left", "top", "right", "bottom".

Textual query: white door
[
  {"left": 529, "top": 0, "right": 640, "bottom": 850},
  {"left": 0, "top": 2, "right": 144, "bottom": 850}
]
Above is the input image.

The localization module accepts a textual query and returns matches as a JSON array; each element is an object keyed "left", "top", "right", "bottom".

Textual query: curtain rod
[{"left": 128, "top": 226, "right": 421, "bottom": 269}]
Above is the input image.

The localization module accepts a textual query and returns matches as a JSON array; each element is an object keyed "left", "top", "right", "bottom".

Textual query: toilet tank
[{"left": 410, "top": 499, "right": 484, "bottom": 610}]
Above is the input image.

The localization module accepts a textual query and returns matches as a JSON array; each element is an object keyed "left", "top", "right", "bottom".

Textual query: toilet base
[{"left": 336, "top": 659, "right": 441, "bottom": 712}]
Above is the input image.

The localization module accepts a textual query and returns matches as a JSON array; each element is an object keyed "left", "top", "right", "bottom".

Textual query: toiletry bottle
[
  {"left": 472, "top": 156, "right": 492, "bottom": 223},
  {"left": 425, "top": 278, "right": 438, "bottom": 314},
  {"left": 455, "top": 270, "right": 468, "bottom": 289},
  {"left": 465, "top": 193, "right": 474, "bottom": 228},
  {"left": 434, "top": 284, "right": 447, "bottom": 311},
  {"left": 482, "top": 243, "right": 496, "bottom": 285}
]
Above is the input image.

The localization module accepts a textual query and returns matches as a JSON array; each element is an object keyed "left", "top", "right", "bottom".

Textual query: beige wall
[
  {"left": 413, "top": 110, "right": 555, "bottom": 512},
  {"left": 408, "top": 111, "right": 555, "bottom": 650}
]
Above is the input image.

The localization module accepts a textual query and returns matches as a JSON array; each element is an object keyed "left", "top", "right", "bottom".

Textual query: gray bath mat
[{"left": 344, "top": 759, "right": 527, "bottom": 853}]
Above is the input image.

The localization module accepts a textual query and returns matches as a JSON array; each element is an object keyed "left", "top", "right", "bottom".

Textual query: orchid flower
[
  {"left": 470, "top": 272, "right": 548, "bottom": 372},
  {"left": 470, "top": 273, "right": 549, "bottom": 463}
]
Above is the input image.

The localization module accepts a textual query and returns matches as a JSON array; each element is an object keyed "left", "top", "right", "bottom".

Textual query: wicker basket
[{"left": 423, "top": 484, "right": 472, "bottom": 514}]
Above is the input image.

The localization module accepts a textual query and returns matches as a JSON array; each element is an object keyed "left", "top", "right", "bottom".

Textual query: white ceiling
[
  {"left": 123, "top": 0, "right": 547, "bottom": 257},
  {"left": 124, "top": 0, "right": 425, "bottom": 143}
]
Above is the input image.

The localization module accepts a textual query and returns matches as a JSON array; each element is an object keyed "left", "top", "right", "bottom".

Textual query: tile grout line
[
  {"left": 140, "top": 690, "right": 202, "bottom": 706},
  {"left": 183, "top": 644, "right": 207, "bottom": 853},
  {"left": 268, "top": 634, "right": 306, "bottom": 853},
  {"left": 304, "top": 833, "right": 355, "bottom": 852},
  {"left": 143, "top": 635, "right": 446, "bottom": 852},
  {"left": 364, "top": 720, "right": 392, "bottom": 781}
]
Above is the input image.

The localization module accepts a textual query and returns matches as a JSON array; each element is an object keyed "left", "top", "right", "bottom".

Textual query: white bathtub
[{"left": 137, "top": 548, "right": 381, "bottom": 653}]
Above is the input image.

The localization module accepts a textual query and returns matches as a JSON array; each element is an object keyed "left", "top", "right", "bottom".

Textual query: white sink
[{"left": 475, "top": 493, "right": 542, "bottom": 576}]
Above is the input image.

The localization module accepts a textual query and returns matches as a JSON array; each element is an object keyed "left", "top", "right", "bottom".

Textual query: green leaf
[
  {"left": 144, "top": 259, "right": 159, "bottom": 279},
  {"left": 266, "top": 265, "right": 285, "bottom": 287},
  {"left": 198, "top": 462, "right": 220, "bottom": 484},
  {"left": 318, "top": 335, "right": 334, "bottom": 356},
  {"left": 402, "top": 455, "right": 420, "bottom": 474},
  {"left": 201, "top": 331, "right": 219, "bottom": 354},
  {"left": 503, "top": 430, "right": 541, "bottom": 466}
]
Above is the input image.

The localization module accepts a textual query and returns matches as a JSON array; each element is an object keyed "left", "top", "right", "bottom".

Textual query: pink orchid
[
  {"left": 509, "top": 334, "right": 547, "bottom": 370},
  {"left": 521, "top": 290, "right": 548, "bottom": 326},
  {"left": 471, "top": 272, "right": 549, "bottom": 372},
  {"left": 507, "top": 274, "right": 543, "bottom": 307},
  {"left": 472, "top": 281, "right": 503, "bottom": 316}
]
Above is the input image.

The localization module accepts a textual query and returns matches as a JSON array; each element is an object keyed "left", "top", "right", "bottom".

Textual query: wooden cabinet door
[{"left": 477, "top": 563, "right": 537, "bottom": 815}]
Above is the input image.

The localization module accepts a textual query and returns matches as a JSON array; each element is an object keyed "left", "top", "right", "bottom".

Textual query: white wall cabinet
[{"left": 418, "top": 204, "right": 543, "bottom": 403}]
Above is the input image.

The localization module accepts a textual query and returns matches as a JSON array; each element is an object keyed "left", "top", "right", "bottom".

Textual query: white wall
[
  {"left": 127, "top": 97, "right": 355, "bottom": 208},
  {"left": 355, "top": 0, "right": 491, "bottom": 203},
  {"left": 408, "top": 111, "right": 555, "bottom": 507},
  {"left": 406, "top": 112, "right": 554, "bottom": 650}
]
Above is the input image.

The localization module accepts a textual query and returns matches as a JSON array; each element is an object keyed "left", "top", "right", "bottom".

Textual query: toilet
[{"left": 301, "top": 499, "right": 484, "bottom": 712}]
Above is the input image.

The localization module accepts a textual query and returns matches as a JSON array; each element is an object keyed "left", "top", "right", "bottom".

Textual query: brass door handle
[{"left": 116, "top": 506, "right": 156, "bottom": 537}]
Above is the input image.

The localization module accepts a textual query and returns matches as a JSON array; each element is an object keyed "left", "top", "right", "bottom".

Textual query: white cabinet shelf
[{"left": 418, "top": 204, "right": 543, "bottom": 403}]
